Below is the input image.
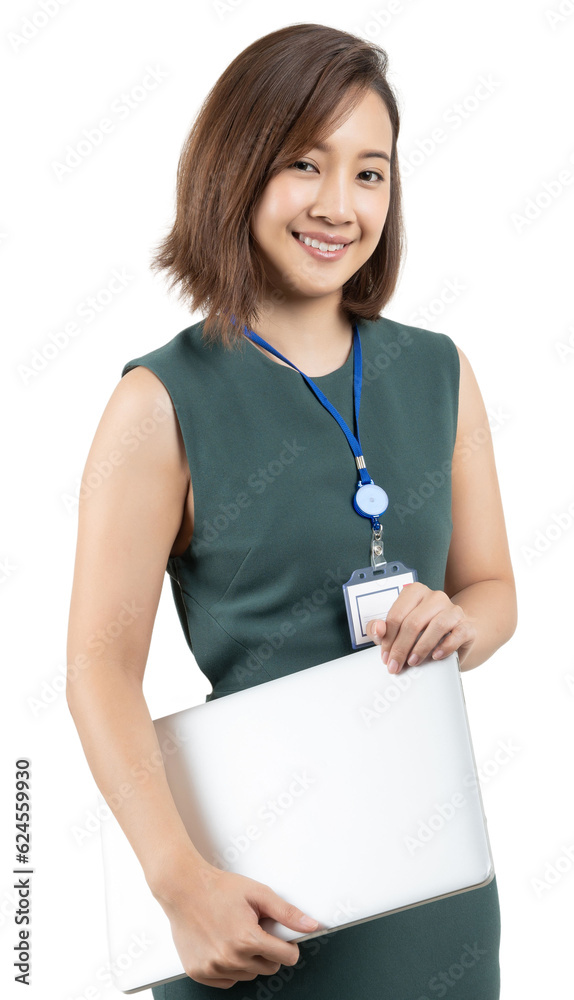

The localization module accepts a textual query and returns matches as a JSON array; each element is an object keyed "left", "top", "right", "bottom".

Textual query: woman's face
[{"left": 250, "top": 88, "right": 394, "bottom": 305}]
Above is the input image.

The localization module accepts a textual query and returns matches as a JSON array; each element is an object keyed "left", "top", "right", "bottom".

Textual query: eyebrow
[{"left": 311, "top": 140, "right": 390, "bottom": 164}]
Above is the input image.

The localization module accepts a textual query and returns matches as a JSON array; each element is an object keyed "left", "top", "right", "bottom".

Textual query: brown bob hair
[{"left": 150, "top": 22, "right": 406, "bottom": 350}]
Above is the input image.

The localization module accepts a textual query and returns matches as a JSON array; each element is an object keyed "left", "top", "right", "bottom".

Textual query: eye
[
  {"left": 291, "top": 160, "right": 316, "bottom": 173},
  {"left": 289, "top": 161, "right": 385, "bottom": 183},
  {"left": 359, "top": 170, "right": 385, "bottom": 184}
]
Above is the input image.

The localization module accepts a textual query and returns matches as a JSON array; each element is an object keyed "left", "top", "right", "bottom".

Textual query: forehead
[{"left": 313, "top": 90, "right": 393, "bottom": 151}]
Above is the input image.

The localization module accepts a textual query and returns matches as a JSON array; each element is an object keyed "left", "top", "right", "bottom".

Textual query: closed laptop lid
[{"left": 99, "top": 646, "right": 494, "bottom": 993}]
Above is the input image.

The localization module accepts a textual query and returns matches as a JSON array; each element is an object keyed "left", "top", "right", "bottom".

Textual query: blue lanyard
[{"left": 242, "top": 322, "right": 389, "bottom": 529}]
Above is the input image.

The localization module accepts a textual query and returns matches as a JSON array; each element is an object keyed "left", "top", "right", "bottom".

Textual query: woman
[{"left": 66, "top": 22, "right": 516, "bottom": 999}]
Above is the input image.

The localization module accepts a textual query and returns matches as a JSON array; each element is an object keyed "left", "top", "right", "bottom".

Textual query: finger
[
  {"left": 212, "top": 954, "right": 286, "bottom": 980},
  {"left": 388, "top": 604, "right": 468, "bottom": 673},
  {"left": 427, "top": 616, "right": 477, "bottom": 661},
  {"left": 248, "top": 886, "right": 319, "bottom": 964},
  {"left": 377, "top": 583, "right": 430, "bottom": 665},
  {"left": 402, "top": 606, "right": 468, "bottom": 668},
  {"left": 202, "top": 978, "right": 239, "bottom": 988},
  {"left": 249, "top": 923, "right": 301, "bottom": 968}
]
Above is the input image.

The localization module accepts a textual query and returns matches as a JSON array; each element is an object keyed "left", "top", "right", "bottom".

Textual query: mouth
[{"left": 291, "top": 232, "right": 352, "bottom": 261}]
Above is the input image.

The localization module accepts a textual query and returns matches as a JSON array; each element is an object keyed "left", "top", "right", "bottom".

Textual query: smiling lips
[{"left": 292, "top": 231, "right": 352, "bottom": 260}]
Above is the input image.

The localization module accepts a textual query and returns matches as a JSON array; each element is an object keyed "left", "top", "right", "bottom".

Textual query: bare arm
[
  {"left": 66, "top": 365, "right": 204, "bottom": 894},
  {"left": 443, "top": 345, "right": 518, "bottom": 671},
  {"left": 66, "top": 366, "right": 317, "bottom": 987},
  {"left": 367, "top": 344, "right": 517, "bottom": 674}
]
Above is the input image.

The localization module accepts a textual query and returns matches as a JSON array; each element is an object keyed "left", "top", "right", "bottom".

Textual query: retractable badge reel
[
  {"left": 344, "top": 477, "right": 418, "bottom": 650},
  {"left": 340, "top": 336, "right": 418, "bottom": 651}
]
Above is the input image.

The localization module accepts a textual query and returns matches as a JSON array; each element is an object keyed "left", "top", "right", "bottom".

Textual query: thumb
[
  {"left": 367, "top": 619, "right": 386, "bottom": 643},
  {"left": 255, "top": 884, "right": 320, "bottom": 932}
]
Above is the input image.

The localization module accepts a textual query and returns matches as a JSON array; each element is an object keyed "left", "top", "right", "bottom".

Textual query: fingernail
[
  {"left": 369, "top": 624, "right": 381, "bottom": 644},
  {"left": 433, "top": 649, "right": 444, "bottom": 659},
  {"left": 300, "top": 915, "right": 319, "bottom": 930},
  {"left": 408, "top": 653, "right": 419, "bottom": 666},
  {"left": 382, "top": 650, "right": 388, "bottom": 665},
  {"left": 388, "top": 658, "right": 399, "bottom": 674}
]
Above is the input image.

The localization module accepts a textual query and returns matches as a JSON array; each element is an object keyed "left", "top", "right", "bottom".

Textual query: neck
[{"left": 246, "top": 300, "right": 354, "bottom": 377}]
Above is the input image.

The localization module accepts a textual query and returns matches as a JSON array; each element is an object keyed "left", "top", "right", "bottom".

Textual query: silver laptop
[{"left": 98, "top": 646, "right": 494, "bottom": 993}]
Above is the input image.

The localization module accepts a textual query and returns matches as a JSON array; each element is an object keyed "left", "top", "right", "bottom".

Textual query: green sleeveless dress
[{"left": 121, "top": 315, "right": 501, "bottom": 999}]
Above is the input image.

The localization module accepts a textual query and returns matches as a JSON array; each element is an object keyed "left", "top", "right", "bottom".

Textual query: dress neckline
[{"left": 241, "top": 327, "right": 357, "bottom": 382}]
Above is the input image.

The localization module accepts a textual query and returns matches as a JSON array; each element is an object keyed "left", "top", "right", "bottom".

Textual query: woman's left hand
[{"left": 366, "top": 582, "right": 477, "bottom": 673}]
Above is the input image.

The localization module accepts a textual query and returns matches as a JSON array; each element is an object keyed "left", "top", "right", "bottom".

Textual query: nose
[{"left": 309, "top": 170, "right": 357, "bottom": 225}]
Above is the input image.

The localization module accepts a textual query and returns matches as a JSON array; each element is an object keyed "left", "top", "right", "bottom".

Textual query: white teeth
[{"left": 296, "top": 233, "right": 346, "bottom": 252}]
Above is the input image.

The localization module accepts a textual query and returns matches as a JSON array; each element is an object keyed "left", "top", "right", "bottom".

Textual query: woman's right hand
[{"left": 155, "top": 860, "right": 320, "bottom": 989}]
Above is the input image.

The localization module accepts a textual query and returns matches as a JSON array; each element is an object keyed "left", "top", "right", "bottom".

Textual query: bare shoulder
[
  {"left": 91, "top": 365, "right": 190, "bottom": 485},
  {"left": 67, "top": 366, "right": 192, "bottom": 687},
  {"left": 445, "top": 342, "right": 516, "bottom": 597},
  {"left": 454, "top": 343, "right": 489, "bottom": 434}
]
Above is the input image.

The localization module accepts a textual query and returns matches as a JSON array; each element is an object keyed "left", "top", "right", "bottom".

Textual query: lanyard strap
[{"left": 243, "top": 322, "right": 372, "bottom": 487}]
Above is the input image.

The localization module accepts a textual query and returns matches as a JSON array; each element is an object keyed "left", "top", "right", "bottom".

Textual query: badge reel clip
[{"left": 344, "top": 479, "right": 418, "bottom": 650}]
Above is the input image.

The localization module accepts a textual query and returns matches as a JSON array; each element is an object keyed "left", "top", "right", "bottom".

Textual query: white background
[{"left": 1, "top": 0, "right": 573, "bottom": 997}]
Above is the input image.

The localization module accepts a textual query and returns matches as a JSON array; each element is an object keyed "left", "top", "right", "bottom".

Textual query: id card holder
[{"left": 343, "top": 561, "right": 418, "bottom": 649}]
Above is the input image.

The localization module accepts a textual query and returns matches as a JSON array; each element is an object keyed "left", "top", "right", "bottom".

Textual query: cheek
[
  {"left": 360, "top": 191, "right": 390, "bottom": 233},
  {"left": 358, "top": 203, "right": 390, "bottom": 258},
  {"left": 255, "top": 178, "right": 305, "bottom": 232}
]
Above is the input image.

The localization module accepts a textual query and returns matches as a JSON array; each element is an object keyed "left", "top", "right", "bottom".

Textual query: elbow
[
  {"left": 506, "top": 580, "right": 518, "bottom": 639},
  {"left": 65, "top": 650, "right": 92, "bottom": 715},
  {"left": 66, "top": 677, "right": 80, "bottom": 717},
  {"left": 497, "top": 578, "right": 518, "bottom": 649}
]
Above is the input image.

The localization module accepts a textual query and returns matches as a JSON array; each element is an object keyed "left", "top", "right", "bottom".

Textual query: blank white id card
[{"left": 343, "top": 561, "right": 418, "bottom": 649}]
